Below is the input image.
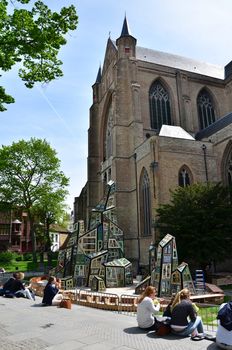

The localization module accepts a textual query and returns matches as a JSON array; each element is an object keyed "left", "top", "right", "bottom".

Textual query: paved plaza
[{"left": 0, "top": 296, "right": 219, "bottom": 350}]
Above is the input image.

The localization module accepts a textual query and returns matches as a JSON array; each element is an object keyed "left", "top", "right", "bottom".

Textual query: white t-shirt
[
  {"left": 137, "top": 296, "right": 160, "bottom": 328},
  {"left": 216, "top": 303, "right": 232, "bottom": 346}
]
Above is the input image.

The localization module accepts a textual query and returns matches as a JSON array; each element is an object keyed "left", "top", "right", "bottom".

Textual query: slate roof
[
  {"left": 120, "top": 16, "right": 131, "bottom": 37},
  {"left": 195, "top": 112, "right": 232, "bottom": 140},
  {"left": 111, "top": 39, "right": 224, "bottom": 79},
  {"left": 136, "top": 46, "right": 224, "bottom": 79}
]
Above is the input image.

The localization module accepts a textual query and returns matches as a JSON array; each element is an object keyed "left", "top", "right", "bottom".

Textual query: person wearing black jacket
[
  {"left": 0, "top": 272, "right": 35, "bottom": 300},
  {"left": 0, "top": 273, "right": 17, "bottom": 296},
  {"left": 170, "top": 288, "right": 204, "bottom": 338},
  {"left": 42, "top": 276, "right": 62, "bottom": 306}
]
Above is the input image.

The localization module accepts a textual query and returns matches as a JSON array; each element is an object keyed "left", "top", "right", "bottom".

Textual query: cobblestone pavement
[{"left": 0, "top": 297, "right": 219, "bottom": 350}]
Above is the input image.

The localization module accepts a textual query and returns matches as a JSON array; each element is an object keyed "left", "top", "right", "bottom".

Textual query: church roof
[
  {"left": 195, "top": 112, "right": 232, "bottom": 140},
  {"left": 136, "top": 46, "right": 224, "bottom": 79},
  {"left": 159, "top": 125, "right": 195, "bottom": 140},
  {"left": 111, "top": 39, "right": 224, "bottom": 79}
]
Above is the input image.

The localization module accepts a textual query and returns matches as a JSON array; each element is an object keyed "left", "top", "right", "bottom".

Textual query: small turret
[
  {"left": 116, "top": 16, "right": 137, "bottom": 58},
  {"left": 95, "top": 66, "right": 102, "bottom": 84},
  {"left": 92, "top": 65, "right": 101, "bottom": 104},
  {"left": 120, "top": 15, "right": 131, "bottom": 37}
]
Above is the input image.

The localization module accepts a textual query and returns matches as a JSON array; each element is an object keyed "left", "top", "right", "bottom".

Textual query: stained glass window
[
  {"left": 178, "top": 166, "right": 192, "bottom": 187},
  {"left": 139, "top": 168, "right": 151, "bottom": 236},
  {"left": 149, "top": 80, "right": 172, "bottom": 130},
  {"left": 197, "top": 89, "right": 216, "bottom": 130}
]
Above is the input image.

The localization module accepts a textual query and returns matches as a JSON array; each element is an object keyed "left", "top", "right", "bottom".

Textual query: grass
[
  {"left": 198, "top": 306, "right": 219, "bottom": 327},
  {"left": 0, "top": 259, "right": 57, "bottom": 273}
]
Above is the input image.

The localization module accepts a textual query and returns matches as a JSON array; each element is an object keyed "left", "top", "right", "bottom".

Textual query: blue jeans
[{"left": 172, "top": 316, "right": 204, "bottom": 337}]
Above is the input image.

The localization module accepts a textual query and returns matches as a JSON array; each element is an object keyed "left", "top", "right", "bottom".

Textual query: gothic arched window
[
  {"left": 223, "top": 144, "right": 232, "bottom": 187},
  {"left": 103, "top": 99, "right": 113, "bottom": 161},
  {"left": 178, "top": 166, "right": 192, "bottom": 187},
  {"left": 149, "top": 80, "right": 172, "bottom": 130},
  {"left": 139, "top": 169, "right": 152, "bottom": 237},
  {"left": 197, "top": 89, "right": 216, "bottom": 130}
]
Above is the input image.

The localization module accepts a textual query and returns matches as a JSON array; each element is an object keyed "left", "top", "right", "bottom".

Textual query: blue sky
[{"left": 1, "top": 0, "right": 232, "bottom": 210}]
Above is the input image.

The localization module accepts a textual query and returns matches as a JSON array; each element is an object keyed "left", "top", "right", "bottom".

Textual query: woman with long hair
[
  {"left": 136, "top": 285, "right": 160, "bottom": 331},
  {"left": 170, "top": 288, "right": 204, "bottom": 338}
]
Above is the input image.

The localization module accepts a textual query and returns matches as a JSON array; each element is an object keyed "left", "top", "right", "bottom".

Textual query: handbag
[
  {"left": 156, "top": 323, "right": 171, "bottom": 336},
  {"left": 60, "top": 298, "right": 72, "bottom": 309},
  {"left": 155, "top": 317, "right": 171, "bottom": 336}
]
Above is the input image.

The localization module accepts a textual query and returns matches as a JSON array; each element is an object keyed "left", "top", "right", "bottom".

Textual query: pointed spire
[
  {"left": 120, "top": 15, "right": 131, "bottom": 37},
  {"left": 95, "top": 65, "right": 101, "bottom": 84}
]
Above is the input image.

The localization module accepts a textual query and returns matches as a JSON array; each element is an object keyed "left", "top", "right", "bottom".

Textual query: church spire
[
  {"left": 116, "top": 16, "right": 137, "bottom": 58},
  {"left": 120, "top": 15, "right": 131, "bottom": 37},
  {"left": 95, "top": 65, "right": 102, "bottom": 84}
]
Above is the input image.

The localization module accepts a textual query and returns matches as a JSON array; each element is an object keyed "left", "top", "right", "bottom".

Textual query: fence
[{"left": 73, "top": 288, "right": 219, "bottom": 332}]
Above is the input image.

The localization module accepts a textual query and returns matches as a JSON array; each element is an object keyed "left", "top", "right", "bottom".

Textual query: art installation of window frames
[
  {"left": 56, "top": 181, "right": 132, "bottom": 290},
  {"left": 151, "top": 234, "right": 179, "bottom": 297}
]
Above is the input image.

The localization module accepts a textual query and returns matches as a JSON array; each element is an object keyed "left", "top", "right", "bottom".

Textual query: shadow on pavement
[
  {"left": 30, "top": 303, "right": 44, "bottom": 307},
  {"left": 207, "top": 342, "right": 219, "bottom": 349},
  {"left": 147, "top": 332, "right": 187, "bottom": 340},
  {"left": 123, "top": 326, "right": 148, "bottom": 334}
]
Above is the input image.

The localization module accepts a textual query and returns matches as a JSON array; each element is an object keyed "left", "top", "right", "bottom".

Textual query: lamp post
[{"left": 201, "top": 144, "right": 208, "bottom": 183}]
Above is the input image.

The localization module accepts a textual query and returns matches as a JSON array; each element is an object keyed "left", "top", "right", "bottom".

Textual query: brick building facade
[{"left": 76, "top": 17, "right": 232, "bottom": 272}]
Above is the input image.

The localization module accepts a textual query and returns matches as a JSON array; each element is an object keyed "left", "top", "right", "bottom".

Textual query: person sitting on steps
[
  {"left": 42, "top": 276, "right": 63, "bottom": 306},
  {"left": 136, "top": 285, "right": 160, "bottom": 331},
  {"left": 170, "top": 288, "right": 205, "bottom": 339}
]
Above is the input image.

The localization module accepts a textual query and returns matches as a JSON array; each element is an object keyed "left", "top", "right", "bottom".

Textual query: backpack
[{"left": 217, "top": 302, "right": 232, "bottom": 331}]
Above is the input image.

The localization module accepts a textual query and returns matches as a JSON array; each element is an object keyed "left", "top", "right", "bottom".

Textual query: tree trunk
[
  {"left": 45, "top": 219, "right": 52, "bottom": 270},
  {"left": 28, "top": 212, "right": 37, "bottom": 263}
]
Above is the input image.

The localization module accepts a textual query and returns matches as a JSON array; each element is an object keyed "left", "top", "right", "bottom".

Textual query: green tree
[
  {"left": 32, "top": 190, "right": 68, "bottom": 266},
  {"left": 0, "top": 137, "right": 69, "bottom": 262},
  {"left": 156, "top": 182, "right": 232, "bottom": 271},
  {"left": 0, "top": 0, "right": 78, "bottom": 111}
]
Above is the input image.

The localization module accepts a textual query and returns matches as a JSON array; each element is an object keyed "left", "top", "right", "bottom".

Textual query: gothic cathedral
[{"left": 75, "top": 17, "right": 232, "bottom": 273}]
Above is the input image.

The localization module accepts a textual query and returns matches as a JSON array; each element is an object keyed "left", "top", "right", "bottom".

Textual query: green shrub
[
  {"left": 15, "top": 255, "right": 23, "bottom": 261},
  {"left": 23, "top": 253, "right": 32, "bottom": 261},
  {"left": 0, "top": 251, "right": 15, "bottom": 263}
]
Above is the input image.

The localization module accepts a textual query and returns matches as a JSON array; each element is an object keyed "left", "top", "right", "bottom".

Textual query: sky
[{"left": 1, "top": 0, "right": 232, "bottom": 210}]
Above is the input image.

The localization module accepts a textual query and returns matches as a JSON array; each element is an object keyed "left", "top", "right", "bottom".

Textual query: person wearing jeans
[{"left": 170, "top": 288, "right": 204, "bottom": 338}]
